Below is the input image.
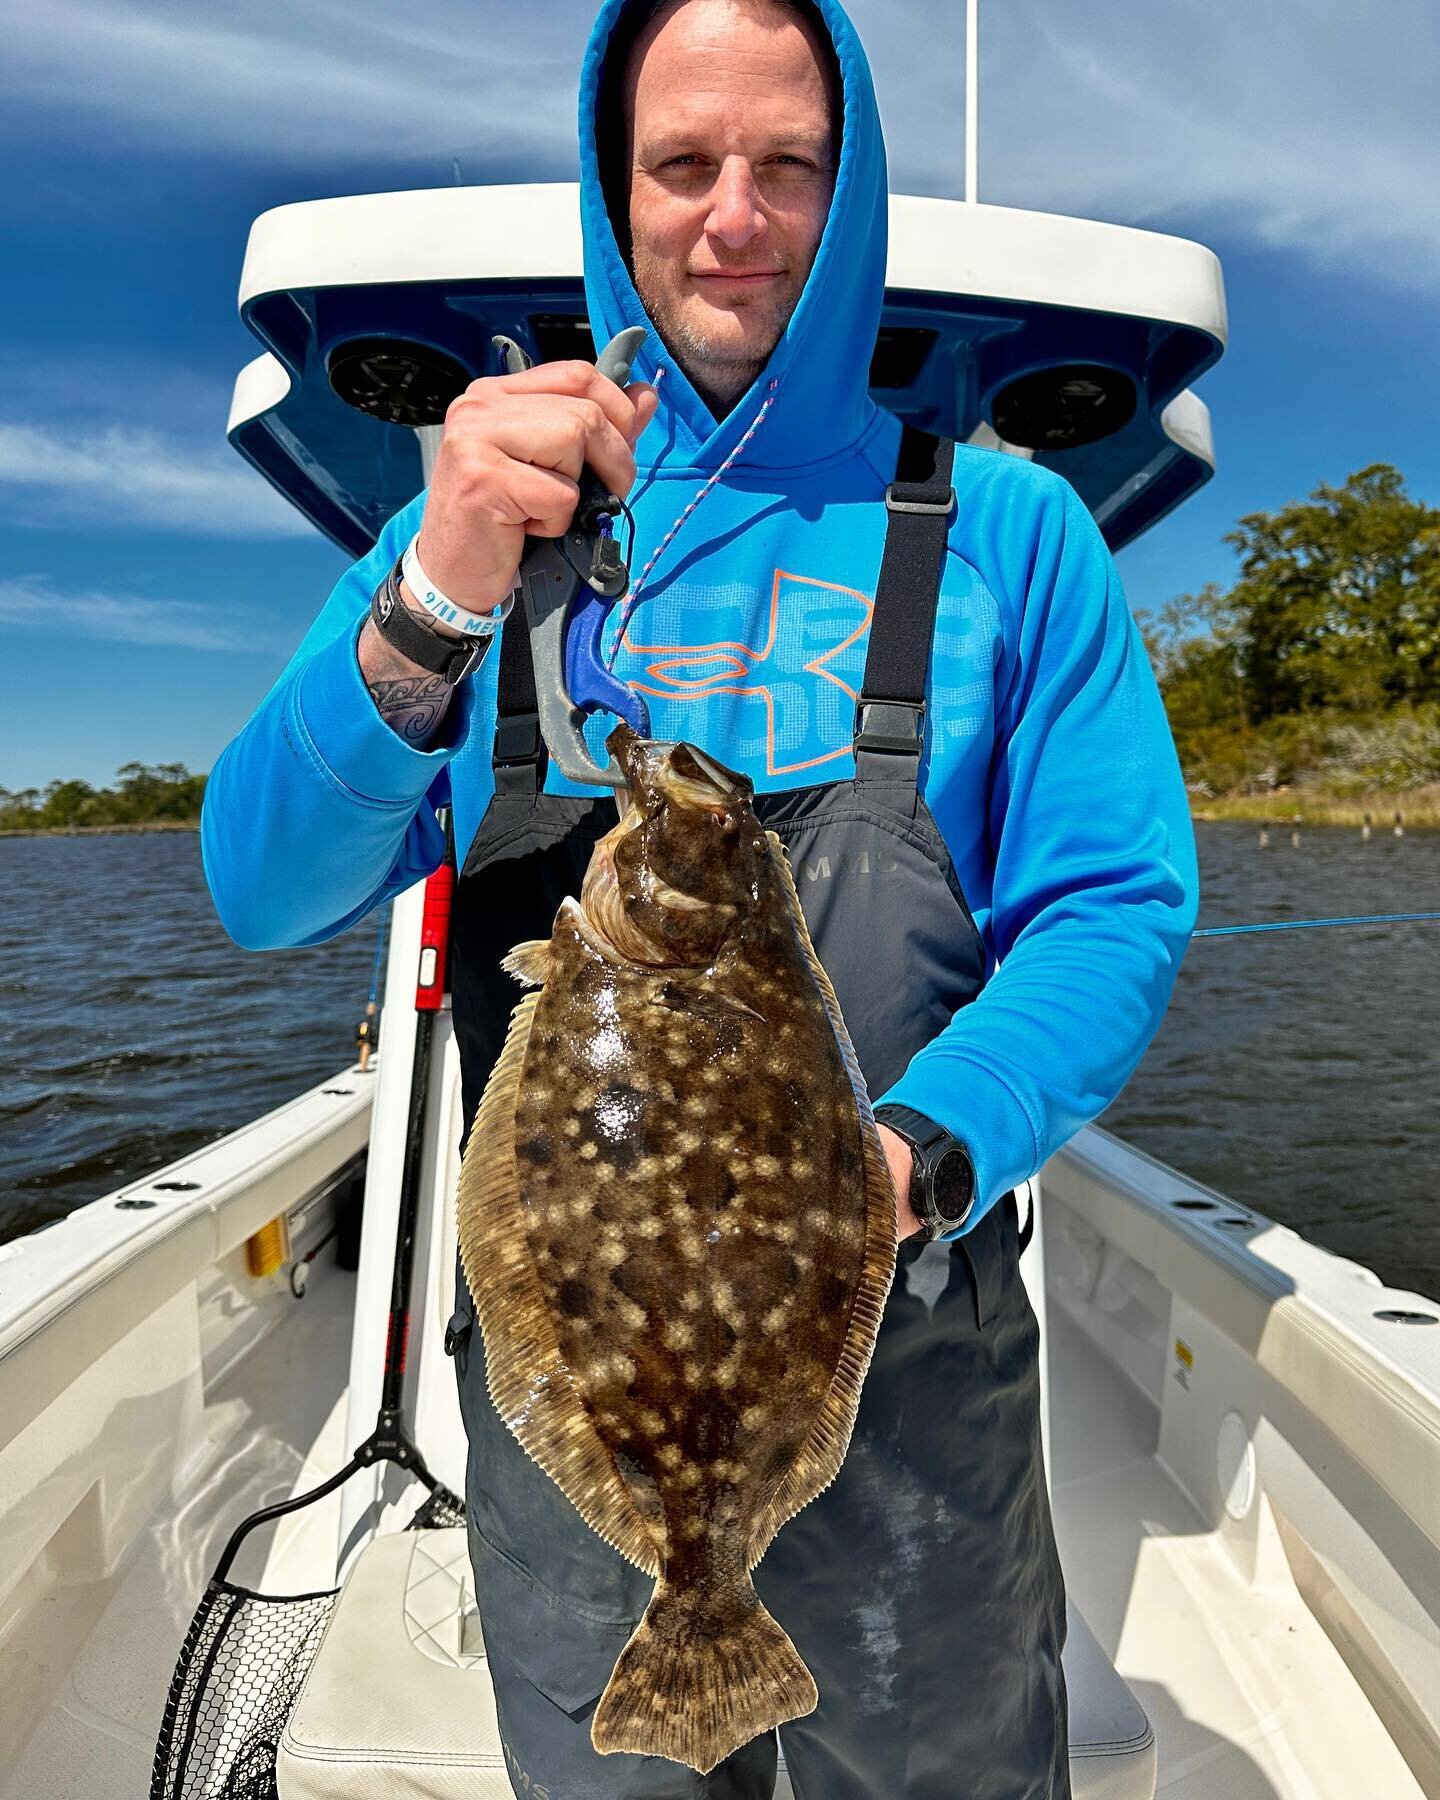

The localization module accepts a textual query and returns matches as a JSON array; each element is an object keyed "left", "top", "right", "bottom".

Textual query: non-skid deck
[{"left": 0, "top": 1269, "right": 359, "bottom": 1800}]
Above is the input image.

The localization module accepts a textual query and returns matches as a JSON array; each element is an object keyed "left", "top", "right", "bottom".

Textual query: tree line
[
  {"left": 0, "top": 762, "right": 207, "bottom": 832},
  {"left": 1137, "top": 464, "right": 1440, "bottom": 798}
]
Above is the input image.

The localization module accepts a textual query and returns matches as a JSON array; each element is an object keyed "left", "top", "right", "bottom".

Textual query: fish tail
[{"left": 591, "top": 1574, "right": 817, "bottom": 1774}]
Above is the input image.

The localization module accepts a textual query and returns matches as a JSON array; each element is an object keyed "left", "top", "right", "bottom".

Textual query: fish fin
[
  {"left": 591, "top": 1573, "right": 816, "bottom": 1775},
  {"left": 655, "top": 980, "right": 767, "bottom": 1026},
  {"left": 456, "top": 990, "right": 661, "bottom": 1578},
  {"left": 499, "top": 939, "right": 553, "bottom": 987},
  {"left": 746, "top": 835, "right": 899, "bottom": 1568}
]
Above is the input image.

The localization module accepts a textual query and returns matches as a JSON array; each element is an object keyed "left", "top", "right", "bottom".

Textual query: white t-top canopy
[{"left": 229, "top": 183, "right": 1225, "bottom": 557}]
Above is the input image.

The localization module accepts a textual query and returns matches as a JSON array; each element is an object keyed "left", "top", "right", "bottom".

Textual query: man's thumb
[{"left": 626, "top": 380, "right": 660, "bottom": 443}]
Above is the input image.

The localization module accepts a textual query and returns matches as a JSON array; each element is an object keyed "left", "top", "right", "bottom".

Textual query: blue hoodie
[{"left": 203, "top": 0, "right": 1197, "bottom": 1227}]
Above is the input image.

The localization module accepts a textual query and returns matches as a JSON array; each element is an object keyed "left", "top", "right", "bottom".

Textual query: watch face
[{"left": 930, "top": 1146, "right": 974, "bottom": 1229}]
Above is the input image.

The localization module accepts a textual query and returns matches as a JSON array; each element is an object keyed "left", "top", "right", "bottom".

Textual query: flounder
[{"left": 456, "top": 725, "right": 898, "bottom": 1774}]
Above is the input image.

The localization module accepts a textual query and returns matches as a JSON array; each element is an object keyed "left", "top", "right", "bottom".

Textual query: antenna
[{"left": 965, "top": 0, "right": 979, "bottom": 204}]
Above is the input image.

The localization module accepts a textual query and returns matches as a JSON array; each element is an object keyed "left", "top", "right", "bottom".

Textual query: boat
[{"left": 2, "top": 175, "right": 1437, "bottom": 1800}]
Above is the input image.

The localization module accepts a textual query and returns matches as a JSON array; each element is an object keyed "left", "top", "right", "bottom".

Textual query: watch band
[
  {"left": 370, "top": 562, "right": 490, "bottom": 686},
  {"left": 873, "top": 1103, "right": 976, "bottom": 1238}
]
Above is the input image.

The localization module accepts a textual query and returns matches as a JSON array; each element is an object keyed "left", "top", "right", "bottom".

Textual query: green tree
[
  {"left": 1223, "top": 465, "right": 1440, "bottom": 720},
  {"left": 0, "top": 765, "right": 207, "bottom": 831},
  {"left": 39, "top": 779, "right": 99, "bottom": 828},
  {"left": 1140, "top": 466, "right": 1440, "bottom": 797}
]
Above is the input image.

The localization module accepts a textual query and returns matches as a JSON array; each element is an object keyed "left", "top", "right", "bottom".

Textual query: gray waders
[{"left": 446, "top": 428, "right": 1071, "bottom": 1799}]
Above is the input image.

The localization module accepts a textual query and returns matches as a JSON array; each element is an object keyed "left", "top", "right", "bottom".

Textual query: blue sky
[{"left": 2, "top": 0, "right": 1437, "bottom": 793}]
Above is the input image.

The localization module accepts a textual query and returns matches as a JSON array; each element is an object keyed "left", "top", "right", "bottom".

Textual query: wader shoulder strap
[
  {"left": 491, "top": 604, "right": 546, "bottom": 794},
  {"left": 854, "top": 424, "right": 956, "bottom": 796}
]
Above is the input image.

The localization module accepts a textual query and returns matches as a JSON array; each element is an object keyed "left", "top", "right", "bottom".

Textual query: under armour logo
[{"left": 612, "top": 568, "right": 872, "bottom": 775}]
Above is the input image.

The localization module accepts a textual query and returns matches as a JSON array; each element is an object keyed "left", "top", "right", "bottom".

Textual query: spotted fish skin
[{"left": 457, "top": 726, "right": 897, "bottom": 1774}]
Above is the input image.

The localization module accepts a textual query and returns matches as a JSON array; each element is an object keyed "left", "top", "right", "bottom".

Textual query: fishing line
[
  {"left": 616, "top": 494, "right": 638, "bottom": 576},
  {"left": 366, "top": 903, "right": 389, "bottom": 1005},
  {"left": 1193, "top": 911, "right": 1440, "bottom": 939}
]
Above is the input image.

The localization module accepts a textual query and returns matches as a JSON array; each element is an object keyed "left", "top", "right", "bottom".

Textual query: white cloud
[
  {"left": 0, "top": 350, "right": 238, "bottom": 434},
  {"left": 0, "top": 0, "right": 579, "bottom": 170},
  {"left": 4, "top": 0, "right": 1435, "bottom": 292},
  {"left": 858, "top": 0, "right": 1440, "bottom": 290},
  {"left": 0, "top": 420, "right": 312, "bottom": 537},
  {"left": 0, "top": 576, "right": 284, "bottom": 653}
]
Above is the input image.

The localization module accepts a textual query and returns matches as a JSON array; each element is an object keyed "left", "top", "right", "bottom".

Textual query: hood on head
[{"left": 577, "top": 0, "right": 888, "bottom": 474}]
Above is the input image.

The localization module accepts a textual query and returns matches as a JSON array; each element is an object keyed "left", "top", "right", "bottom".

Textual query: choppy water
[
  {"left": 1103, "top": 819, "right": 1440, "bottom": 1301},
  {"left": 1, "top": 823, "right": 1437, "bottom": 1299},
  {"left": 0, "top": 832, "right": 377, "bottom": 1241}
]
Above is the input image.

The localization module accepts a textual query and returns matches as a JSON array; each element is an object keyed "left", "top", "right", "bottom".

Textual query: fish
[{"left": 456, "top": 725, "right": 898, "bottom": 1774}]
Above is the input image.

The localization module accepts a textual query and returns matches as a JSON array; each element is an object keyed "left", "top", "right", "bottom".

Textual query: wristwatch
[
  {"left": 873, "top": 1104, "right": 976, "bottom": 1239},
  {"left": 369, "top": 560, "right": 492, "bottom": 686}
]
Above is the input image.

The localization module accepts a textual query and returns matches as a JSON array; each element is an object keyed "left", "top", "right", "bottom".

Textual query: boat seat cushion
[
  {"left": 278, "top": 1529, "right": 1154, "bottom": 1799},
  {"left": 1065, "top": 1604, "right": 1157, "bottom": 1800},
  {"left": 278, "top": 1528, "right": 509, "bottom": 1800}
]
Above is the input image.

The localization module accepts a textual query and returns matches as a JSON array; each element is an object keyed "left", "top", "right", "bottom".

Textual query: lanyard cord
[{"left": 605, "top": 374, "right": 783, "bottom": 670}]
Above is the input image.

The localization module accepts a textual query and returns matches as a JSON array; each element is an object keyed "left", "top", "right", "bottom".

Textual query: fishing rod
[
  {"left": 1193, "top": 911, "right": 1440, "bottom": 939},
  {"left": 355, "top": 902, "right": 390, "bottom": 1071},
  {"left": 210, "top": 856, "right": 462, "bottom": 1584}
]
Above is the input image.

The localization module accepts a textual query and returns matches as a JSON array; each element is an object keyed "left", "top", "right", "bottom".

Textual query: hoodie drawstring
[{"left": 605, "top": 375, "right": 782, "bottom": 669}]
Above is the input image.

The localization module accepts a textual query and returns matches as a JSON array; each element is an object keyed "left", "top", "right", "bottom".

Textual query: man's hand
[
  {"left": 877, "top": 1123, "right": 924, "bottom": 1240},
  {"left": 416, "top": 361, "right": 659, "bottom": 613}
]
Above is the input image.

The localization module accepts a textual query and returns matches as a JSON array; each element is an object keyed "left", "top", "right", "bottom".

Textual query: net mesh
[
  {"left": 151, "top": 1485, "right": 465, "bottom": 1800},
  {"left": 408, "top": 1483, "right": 466, "bottom": 1530}
]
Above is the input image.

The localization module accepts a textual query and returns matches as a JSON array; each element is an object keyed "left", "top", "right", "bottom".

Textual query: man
[{"left": 204, "top": 0, "right": 1197, "bottom": 1793}]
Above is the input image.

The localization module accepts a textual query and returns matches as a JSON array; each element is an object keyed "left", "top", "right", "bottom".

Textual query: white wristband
[{"left": 401, "top": 535, "right": 514, "bottom": 638}]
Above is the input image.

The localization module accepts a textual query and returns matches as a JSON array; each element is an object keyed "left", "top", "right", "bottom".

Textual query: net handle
[{"left": 211, "top": 1440, "right": 445, "bottom": 1586}]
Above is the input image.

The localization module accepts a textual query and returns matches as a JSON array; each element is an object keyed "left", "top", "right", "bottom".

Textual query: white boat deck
[
  {"left": 1048, "top": 1300, "right": 1421, "bottom": 1798},
  {"left": 3, "top": 1242, "right": 1422, "bottom": 1800},
  {"left": 0, "top": 1269, "right": 358, "bottom": 1800}
]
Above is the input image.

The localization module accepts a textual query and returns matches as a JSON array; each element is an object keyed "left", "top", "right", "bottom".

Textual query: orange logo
[{"left": 614, "top": 569, "right": 872, "bottom": 775}]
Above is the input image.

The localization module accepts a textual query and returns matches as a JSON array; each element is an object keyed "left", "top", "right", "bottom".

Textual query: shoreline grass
[
  {"left": 0, "top": 820, "right": 199, "bottom": 839},
  {"left": 1192, "top": 785, "right": 1440, "bottom": 829}
]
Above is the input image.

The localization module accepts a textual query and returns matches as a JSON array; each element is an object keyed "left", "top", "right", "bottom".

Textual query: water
[
  {"left": 1103, "top": 821, "right": 1440, "bottom": 1301},
  {"left": 0, "top": 833, "right": 378, "bottom": 1241},
  {"left": 1, "top": 824, "right": 1436, "bottom": 1299}
]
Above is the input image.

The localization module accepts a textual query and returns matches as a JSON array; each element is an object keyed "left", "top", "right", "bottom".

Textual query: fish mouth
[{"left": 607, "top": 726, "right": 749, "bottom": 811}]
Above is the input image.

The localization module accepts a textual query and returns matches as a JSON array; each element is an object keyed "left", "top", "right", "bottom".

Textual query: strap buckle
[
  {"left": 854, "top": 698, "right": 925, "bottom": 756},
  {"left": 885, "top": 482, "right": 956, "bottom": 517},
  {"left": 444, "top": 640, "right": 484, "bottom": 687},
  {"left": 493, "top": 711, "right": 541, "bottom": 764}
]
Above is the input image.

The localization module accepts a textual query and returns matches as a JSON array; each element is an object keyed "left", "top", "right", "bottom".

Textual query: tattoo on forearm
[
  {"left": 370, "top": 671, "right": 454, "bottom": 741},
  {"left": 357, "top": 617, "right": 457, "bottom": 747}
]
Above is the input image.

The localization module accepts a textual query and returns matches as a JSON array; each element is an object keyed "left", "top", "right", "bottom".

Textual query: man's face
[{"left": 626, "top": 0, "right": 837, "bottom": 417}]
